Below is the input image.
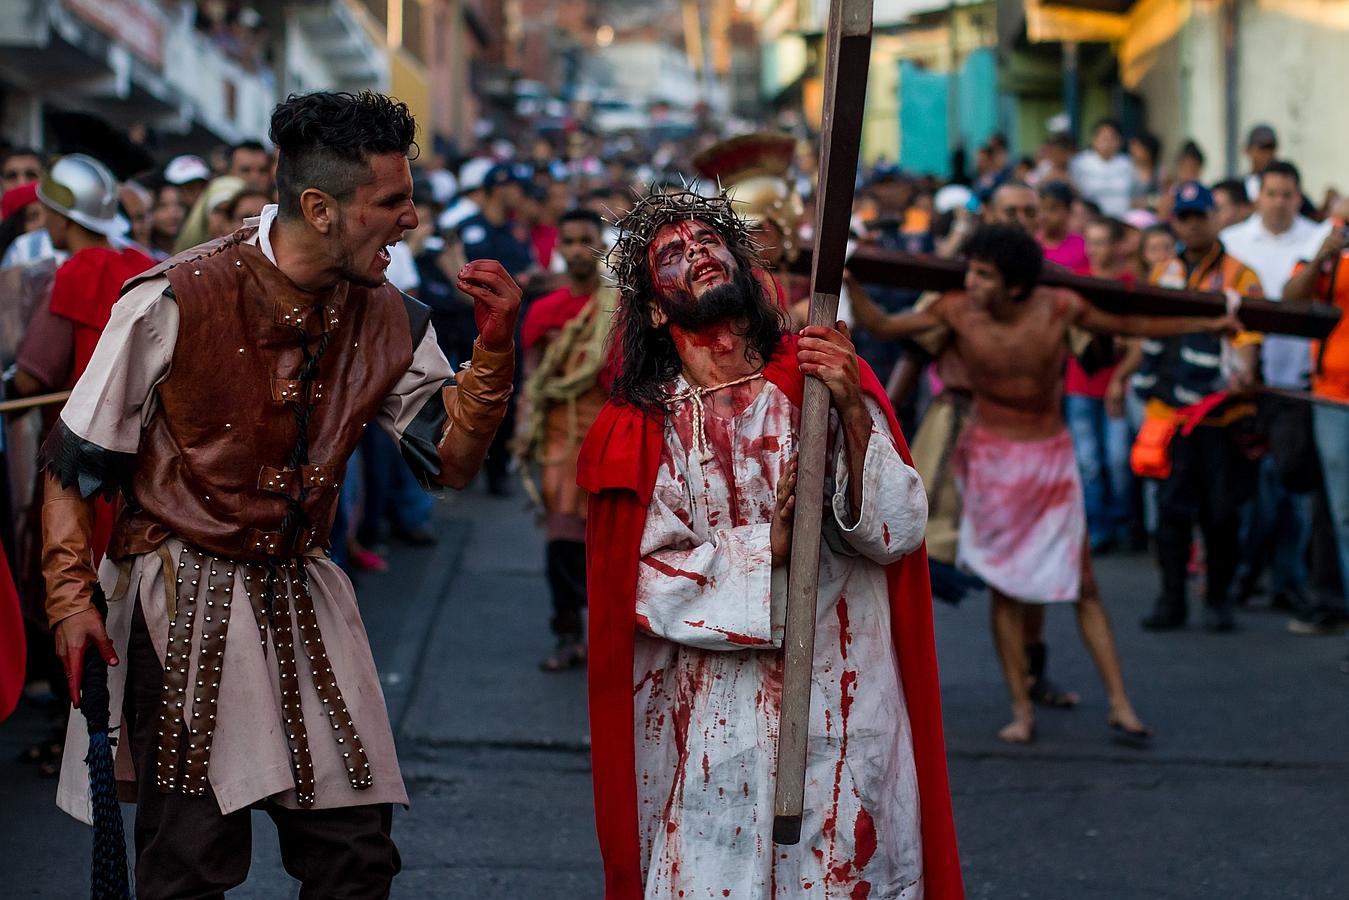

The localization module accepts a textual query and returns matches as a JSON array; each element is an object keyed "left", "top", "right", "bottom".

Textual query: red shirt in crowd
[
  {"left": 1065, "top": 269, "right": 1135, "bottom": 398},
  {"left": 531, "top": 223, "right": 560, "bottom": 271},
  {"left": 49, "top": 245, "right": 157, "bottom": 383}
]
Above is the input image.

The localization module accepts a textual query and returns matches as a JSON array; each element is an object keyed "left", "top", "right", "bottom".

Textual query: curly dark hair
[
  {"left": 960, "top": 223, "right": 1044, "bottom": 299},
  {"left": 610, "top": 207, "right": 785, "bottom": 415},
  {"left": 269, "top": 91, "right": 418, "bottom": 219}
]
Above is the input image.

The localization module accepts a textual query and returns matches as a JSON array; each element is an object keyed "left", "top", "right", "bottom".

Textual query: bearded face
[{"left": 646, "top": 219, "right": 752, "bottom": 329}]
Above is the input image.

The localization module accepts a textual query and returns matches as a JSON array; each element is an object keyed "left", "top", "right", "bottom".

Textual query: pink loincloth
[{"left": 954, "top": 423, "right": 1085, "bottom": 603}]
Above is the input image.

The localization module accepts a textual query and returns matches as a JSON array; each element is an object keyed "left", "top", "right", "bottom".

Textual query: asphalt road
[{"left": 2, "top": 486, "right": 1346, "bottom": 899}]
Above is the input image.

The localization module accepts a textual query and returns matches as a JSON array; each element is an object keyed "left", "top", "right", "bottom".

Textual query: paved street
[{"left": 2, "top": 486, "right": 1346, "bottom": 899}]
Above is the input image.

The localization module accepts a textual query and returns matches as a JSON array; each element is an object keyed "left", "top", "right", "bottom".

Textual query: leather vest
[{"left": 108, "top": 226, "right": 425, "bottom": 562}]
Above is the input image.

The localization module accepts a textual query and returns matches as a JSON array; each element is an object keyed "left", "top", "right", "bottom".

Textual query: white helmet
[{"left": 37, "top": 154, "right": 127, "bottom": 237}]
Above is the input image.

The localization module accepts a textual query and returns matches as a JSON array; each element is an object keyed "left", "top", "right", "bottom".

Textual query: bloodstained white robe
[{"left": 632, "top": 376, "right": 929, "bottom": 899}]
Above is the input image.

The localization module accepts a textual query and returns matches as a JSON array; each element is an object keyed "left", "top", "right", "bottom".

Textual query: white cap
[
  {"left": 457, "top": 157, "right": 493, "bottom": 194},
  {"left": 164, "top": 155, "right": 211, "bottom": 185},
  {"left": 933, "top": 184, "right": 974, "bottom": 215},
  {"left": 428, "top": 170, "right": 458, "bottom": 205}
]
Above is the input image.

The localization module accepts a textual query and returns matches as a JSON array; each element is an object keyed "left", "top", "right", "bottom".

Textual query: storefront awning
[{"left": 1024, "top": 0, "right": 1193, "bottom": 88}]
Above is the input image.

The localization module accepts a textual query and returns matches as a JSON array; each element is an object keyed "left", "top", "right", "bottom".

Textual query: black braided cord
[
  {"left": 265, "top": 305, "right": 333, "bottom": 629},
  {"left": 80, "top": 645, "right": 131, "bottom": 899},
  {"left": 276, "top": 305, "right": 333, "bottom": 553}
]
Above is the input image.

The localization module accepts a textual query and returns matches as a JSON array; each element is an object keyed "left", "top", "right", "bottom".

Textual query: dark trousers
[
  {"left": 124, "top": 603, "right": 401, "bottom": 899},
  {"left": 546, "top": 539, "right": 587, "bottom": 637},
  {"left": 1154, "top": 425, "right": 1257, "bottom": 615},
  {"left": 357, "top": 429, "right": 432, "bottom": 545}
]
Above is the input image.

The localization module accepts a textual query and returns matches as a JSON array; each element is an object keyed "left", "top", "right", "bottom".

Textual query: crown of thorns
[{"left": 605, "top": 187, "right": 757, "bottom": 298}]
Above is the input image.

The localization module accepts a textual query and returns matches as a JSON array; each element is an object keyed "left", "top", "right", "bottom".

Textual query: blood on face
[{"left": 647, "top": 219, "right": 737, "bottom": 305}]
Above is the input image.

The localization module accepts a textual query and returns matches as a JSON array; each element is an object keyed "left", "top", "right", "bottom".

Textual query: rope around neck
[{"left": 668, "top": 371, "right": 764, "bottom": 464}]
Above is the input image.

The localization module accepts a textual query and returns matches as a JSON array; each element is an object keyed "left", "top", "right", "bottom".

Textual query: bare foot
[
  {"left": 997, "top": 716, "right": 1035, "bottom": 744},
  {"left": 538, "top": 640, "right": 587, "bottom": 673}
]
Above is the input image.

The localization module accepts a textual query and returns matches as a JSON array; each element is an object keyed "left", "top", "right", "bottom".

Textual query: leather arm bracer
[
  {"left": 41, "top": 473, "right": 98, "bottom": 628},
  {"left": 434, "top": 340, "right": 515, "bottom": 489}
]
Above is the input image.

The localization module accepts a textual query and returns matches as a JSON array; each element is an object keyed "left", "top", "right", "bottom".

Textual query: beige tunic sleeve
[{"left": 43, "top": 277, "right": 177, "bottom": 495}]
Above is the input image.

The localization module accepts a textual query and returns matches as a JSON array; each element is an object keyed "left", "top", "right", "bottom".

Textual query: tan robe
[{"left": 536, "top": 384, "right": 607, "bottom": 540}]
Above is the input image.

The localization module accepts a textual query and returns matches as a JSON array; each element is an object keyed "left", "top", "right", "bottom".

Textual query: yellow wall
[
  {"left": 1234, "top": 0, "right": 1349, "bottom": 198},
  {"left": 390, "top": 47, "right": 432, "bottom": 145},
  {"left": 1134, "top": 0, "right": 1349, "bottom": 197}
]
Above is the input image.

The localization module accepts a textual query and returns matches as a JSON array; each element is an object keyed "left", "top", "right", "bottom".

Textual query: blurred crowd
[
  {"left": 842, "top": 120, "right": 1349, "bottom": 644},
  {"left": 4, "top": 108, "right": 1349, "bottom": 774},
  {"left": 192, "top": 1, "right": 271, "bottom": 73}
]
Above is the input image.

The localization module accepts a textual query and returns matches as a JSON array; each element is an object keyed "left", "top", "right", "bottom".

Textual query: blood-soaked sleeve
[
  {"left": 634, "top": 472, "right": 785, "bottom": 651},
  {"left": 830, "top": 397, "right": 927, "bottom": 565},
  {"left": 376, "top": 325, "right": 514, "bottom": 491}
]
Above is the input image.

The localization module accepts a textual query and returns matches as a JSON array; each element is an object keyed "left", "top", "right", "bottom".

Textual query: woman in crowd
[{"left": 147, "top": 182, "right": 187, "bottom": 259}]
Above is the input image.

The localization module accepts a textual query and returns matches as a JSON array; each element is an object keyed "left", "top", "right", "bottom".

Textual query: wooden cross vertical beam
[{"left": 773, "top": 0, "right": 875, "bottom": 847}]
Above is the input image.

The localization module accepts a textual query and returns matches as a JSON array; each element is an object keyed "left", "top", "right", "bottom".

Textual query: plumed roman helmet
[{"left": 692, "top": 133, "right": 804, "bottom": 261}]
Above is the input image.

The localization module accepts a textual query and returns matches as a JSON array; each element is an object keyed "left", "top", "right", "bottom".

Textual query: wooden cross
[
  {"left": 792, "top": 243, "right": 1342, "bottom": 339},
  {"left": 773, "top": 0, "right": 875, "bottom": 847}
]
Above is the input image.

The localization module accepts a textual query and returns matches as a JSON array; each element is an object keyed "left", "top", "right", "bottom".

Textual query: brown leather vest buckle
[
  {"left": 271, "top": 377, "right": 326, "bottom": 405},
  {"left": 274, "top": 302, "right": 308, "bottom": 329},
  {"left": 246, "top": 529, "right": 283, "bottom": 556},
  {"left": 245, "top": 528, "right": 318, "bottom": 558},
  {"left": 274, "top": 301, "right": 342, "bottom": 333},
  {"left": 301, "top": 464, "right": 337, "bottom": 490},
  {"left": 258, "top": 466, "right": 298, "bottom": 496}
]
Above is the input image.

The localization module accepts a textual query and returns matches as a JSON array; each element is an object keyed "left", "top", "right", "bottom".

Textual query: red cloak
[
  {"left": 47, "top": 245, "right": 153, "bottom": 563},
  {"left": 0, "top": 540, "right": 25, "bottom": 722},
  {"left": 49, "top": 245, "right": 155, "bottom": 383},
  {"left": 577, "top": 334, "right": 964, "bottom": 899}
]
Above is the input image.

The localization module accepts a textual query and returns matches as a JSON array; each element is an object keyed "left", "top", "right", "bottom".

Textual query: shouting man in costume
[
  {"left": 578, "top": 189, "right": 963, "bottom": 899},
  {"left": 42, "top": 91, "right": 519, "bottom": 898},
  {"left": 517, "top": 207, "right": 615, "bottom": 671}
]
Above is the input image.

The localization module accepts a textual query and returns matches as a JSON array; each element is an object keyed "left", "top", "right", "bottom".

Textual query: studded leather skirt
[{"left": 156, "top": 544, "right": 371, "bottom": 807}]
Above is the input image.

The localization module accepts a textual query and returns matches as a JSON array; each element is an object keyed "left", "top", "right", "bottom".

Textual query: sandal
[
  {"left": 1108, "top": 716, "right": 1154, "bottom": 749},
  {"left": 1027, "top": 642, "right": 1079, "bottom": 709},
  {"left": 1030, "top": 677, "right": 1080, "bottom": 709}
]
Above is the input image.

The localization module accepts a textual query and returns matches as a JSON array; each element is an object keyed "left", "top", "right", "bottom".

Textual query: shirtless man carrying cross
[{"left": 881, "top": 223, "right": 1238, "bottom": 743}]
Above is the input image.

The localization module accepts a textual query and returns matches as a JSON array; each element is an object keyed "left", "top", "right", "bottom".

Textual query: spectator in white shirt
[
  {"left": 1220, "top": 160, "right": 1324, "bottom": 387},
  {"left": 1069, "top": 119, "right": 1137, "bottom": 217},
  {"left": 1220, "top": 159, "right": 1321, "bottom": 612}
]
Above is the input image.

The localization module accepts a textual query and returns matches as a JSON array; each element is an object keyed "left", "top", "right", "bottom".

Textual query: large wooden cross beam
[
  {"left": 789, "top": 243, "right": 1342, "bottom": 339},
  {"left": 773, "top": 0, "right": 874, "bottom": 847}
]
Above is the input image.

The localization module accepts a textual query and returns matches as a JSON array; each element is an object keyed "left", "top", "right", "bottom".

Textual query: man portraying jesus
[{"left": 578, "top": 189, "right": 963, "bottom": 899}]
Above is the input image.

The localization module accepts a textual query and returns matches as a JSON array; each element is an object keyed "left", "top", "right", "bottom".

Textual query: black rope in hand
[{"left": 79, "top": 588, "right": 131, "bottom": 900}]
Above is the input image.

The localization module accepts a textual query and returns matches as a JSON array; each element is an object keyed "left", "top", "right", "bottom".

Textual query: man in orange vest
[{"left": 1281, "top": 197, "right": 1349, "bottom": 636}]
